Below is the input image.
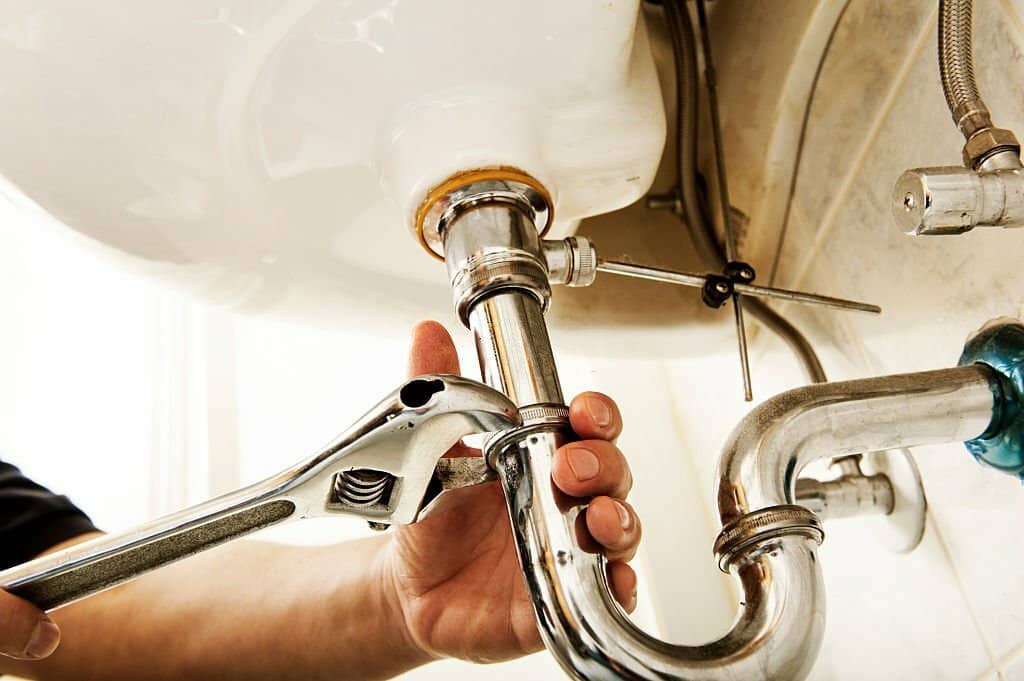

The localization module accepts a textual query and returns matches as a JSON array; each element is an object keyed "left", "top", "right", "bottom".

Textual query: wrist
[
  {"left": 365, "top": 536, "right": 437, "bottom": 672},
  {"left": 269, "top": 536, "right": 436, "bottom": 681}
]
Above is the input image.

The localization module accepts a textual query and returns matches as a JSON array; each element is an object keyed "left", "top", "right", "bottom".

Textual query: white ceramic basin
[{"left": 0, "top": 1, "right": 665, "bottom": 331}]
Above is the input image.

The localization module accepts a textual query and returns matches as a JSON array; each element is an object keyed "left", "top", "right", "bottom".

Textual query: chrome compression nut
[
  {"left": 964, "top": 127, "right": 1021, "bottom": 170},
  {"left": 447, "top": 247, "right": 551, "bottom": 325},
  {"left": 713, "top": 505, "right": 824, "bottom": 573},
  {"left": 518, "top": 403, "right": 571, "bottom": 428},
  {"left": 483, "top": 420, "right": 571, "bottom": 472}
]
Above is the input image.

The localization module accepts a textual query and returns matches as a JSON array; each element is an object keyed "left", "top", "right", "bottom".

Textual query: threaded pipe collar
[{"left": 714, "top": 505, "right": 824, "bottom": 573}]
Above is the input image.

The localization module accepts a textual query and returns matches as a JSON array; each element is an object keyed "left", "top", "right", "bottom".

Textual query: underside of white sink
[{"left": 0, "top": 1, "right": 665, "bottom": 335}]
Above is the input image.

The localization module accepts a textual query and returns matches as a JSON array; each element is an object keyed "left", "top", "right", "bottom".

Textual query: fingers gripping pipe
[{"left": 427, "top": 176, "right": 1004, "bottom": 680}]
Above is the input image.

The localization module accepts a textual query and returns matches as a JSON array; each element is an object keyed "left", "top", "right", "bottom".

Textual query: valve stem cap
[
  {"left": 893, "top": 167, "right": 980, "bottom": 236},
  {"left": 893, "top": 166, "right": 1024, "bottom": 236}
]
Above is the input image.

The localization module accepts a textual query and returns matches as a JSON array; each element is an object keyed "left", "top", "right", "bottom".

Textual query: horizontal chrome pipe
[
  {"left": 717, "top": 365, "right": 995, "bottom": 525},
  {"left": 438, "top": 182, "right": 1001, "bottom": 680}
]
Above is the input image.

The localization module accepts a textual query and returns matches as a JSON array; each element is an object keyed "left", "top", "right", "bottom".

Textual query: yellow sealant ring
[{"left": 414, "top": 167, "right": 555, "bottom": 261}]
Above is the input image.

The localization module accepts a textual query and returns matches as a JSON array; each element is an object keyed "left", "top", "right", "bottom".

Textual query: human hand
[
  {"left": 0, "top": 590, "right": 60, "bottom": 661},
  {"left": 378, "top": 321, "right": 641, "bottom": 663}
]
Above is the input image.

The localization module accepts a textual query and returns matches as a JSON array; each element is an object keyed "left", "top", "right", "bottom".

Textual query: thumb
[
  {"left": 407, "top": 321, "right": 461, "bottom": 378},
  {"left": 0, "top": 590, "right": 60, "bottom": 660}
]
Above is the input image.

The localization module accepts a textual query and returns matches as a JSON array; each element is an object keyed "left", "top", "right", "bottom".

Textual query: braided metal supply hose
[
  {"left": 896, "top": 0, "right": 1022, "bottom": 232},
  {"left": 939, "top": 0, "right": 993, "bottom": 138}
]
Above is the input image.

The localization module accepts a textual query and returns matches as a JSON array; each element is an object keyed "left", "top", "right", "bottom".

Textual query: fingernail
[
  {"left": 628, "top": 588, "right": 638, "bottom": 612},
  {"left": 613, "top": 500, "right": 632, "bottom": 531},
  {"left": 25, "top": 620, "right": 60, "bottom": 659},
  {"left": 585, "top": 395, "right": 613, "bottom": 429},
  {"left": 566, "top": 447, "right": 600, "bottom": 481}
]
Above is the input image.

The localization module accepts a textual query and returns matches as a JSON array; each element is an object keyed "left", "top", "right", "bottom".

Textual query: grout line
[
  {"left": 782, "top": 4, "right": 939, "bottom": 292},
  {"left": 766, "top": 0, "right": 853, "bottom": 286},
  {"left": 992, "top": 637, "right": 1024, "bottom": 676}
]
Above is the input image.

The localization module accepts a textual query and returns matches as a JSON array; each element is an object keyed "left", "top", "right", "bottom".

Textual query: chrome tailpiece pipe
[
  {"left": 894, "top": 0, "right": 1024, "bottom": 235},
  {"left": 421, "top": 175, "right": 1018, "bottom": 680}
]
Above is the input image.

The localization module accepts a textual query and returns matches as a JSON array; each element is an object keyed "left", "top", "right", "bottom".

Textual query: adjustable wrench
[{"left": 0, "top": 374, "right": 519, "bottom": 611}]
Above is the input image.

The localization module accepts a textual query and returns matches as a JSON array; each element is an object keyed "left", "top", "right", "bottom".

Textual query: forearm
[{"left": 1, "top": 534, "right": 431, "bottom": 680}]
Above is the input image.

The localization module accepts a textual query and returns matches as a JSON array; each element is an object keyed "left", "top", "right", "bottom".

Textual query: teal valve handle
[{"left": 958, "top": 319, "right": 1024, "bottom": 478}]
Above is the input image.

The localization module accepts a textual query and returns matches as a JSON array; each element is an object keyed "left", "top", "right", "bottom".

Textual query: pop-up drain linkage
[
  {"left": 541, "top": 235, "right": 880, "bottom": 402},
  {"left": 542, "top": 235, "right": 881, "bottom": 312}
]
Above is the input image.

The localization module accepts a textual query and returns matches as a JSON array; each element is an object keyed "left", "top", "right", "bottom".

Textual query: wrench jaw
[{"left": 312, "top": 374, "right": 520, "bottom": 525}]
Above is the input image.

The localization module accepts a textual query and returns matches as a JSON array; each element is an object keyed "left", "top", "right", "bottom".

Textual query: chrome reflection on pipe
[
  {"left": 717, "top": 365, "right": 995, "bottom": 526},
  {"left": 492, "top": 365, "right": 997, "bottom": 681},
  {"left": 435, "top": 177, "right": 1000, "bottom": 680},
  {"left": 491, "top": 428, "right": 825, "bottom": 681},
  {"left": 468, "top": 293, "right": 563, "bottom": 408}
]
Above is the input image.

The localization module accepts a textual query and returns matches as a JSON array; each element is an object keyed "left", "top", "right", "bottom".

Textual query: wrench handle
[{"left": 0, "top": 494, "right": 296, "bottom": 611}]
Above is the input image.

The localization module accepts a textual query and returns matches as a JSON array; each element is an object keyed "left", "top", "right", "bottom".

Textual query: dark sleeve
[{"left": 0, "top": 461, "right": 99, "bottom": 569}]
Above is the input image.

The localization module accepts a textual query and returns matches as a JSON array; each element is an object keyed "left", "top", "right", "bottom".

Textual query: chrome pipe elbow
[{"left": 489, "top": 427, "right": 826, "bottom": 681}]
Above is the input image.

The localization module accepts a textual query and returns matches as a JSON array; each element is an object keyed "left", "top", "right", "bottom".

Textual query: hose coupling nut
[{"left": 964, "top": 127, "right": 1021, "bottom": 170}]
